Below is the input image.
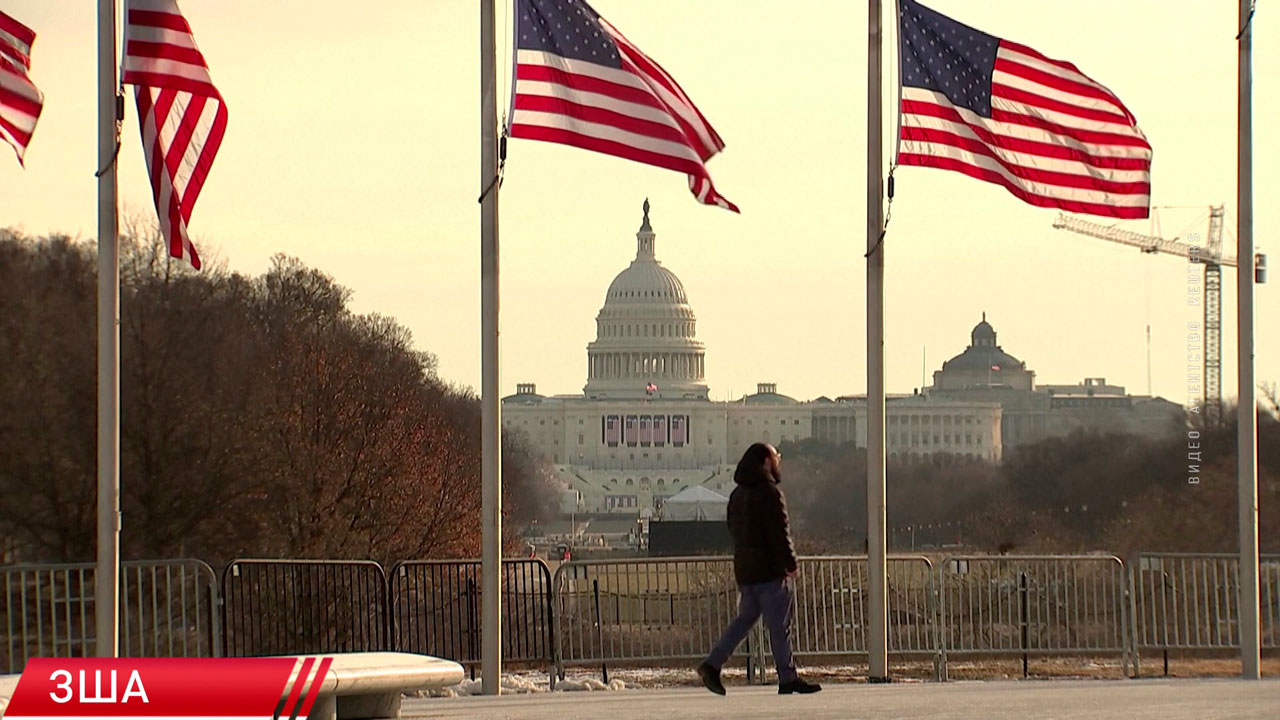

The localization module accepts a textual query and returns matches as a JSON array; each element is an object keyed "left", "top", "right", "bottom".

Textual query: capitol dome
[{"left": 584, "top": 201, "right": 709, "bottom": 400}]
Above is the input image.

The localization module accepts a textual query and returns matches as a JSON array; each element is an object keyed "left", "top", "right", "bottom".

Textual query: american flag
[
  {"left": 510, "top": 0, "right": 737, "bottom": 212},
  {"left": 0, "top": 11, "right": 44, "bottom": 165},
  {"left": 122, "top": 0, "right": 228, "bottom": 270},
  {"left": 897, "top": 0, "right": 1151, "bottom": 219}
]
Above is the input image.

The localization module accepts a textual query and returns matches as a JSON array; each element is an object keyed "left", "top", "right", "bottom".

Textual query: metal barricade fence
[
  {"left": 937, "top": 555, "right": 1130, "bottom": 678},
  {"left": 221, "top": 559, "right": 387, "bottom": 657},
  {"left": 1128, "top": 553, "right": 1280, "bottom": 676},
  {"left": 1, "top": 560, "right": 218, "bottom": 673},
  {"left": 553, "top": 557, "right": 751, "bottom": 681},
  {"left": 780, "top": 556, "right": 936, "bottom": 660},
  {"left": 390, "top": 559, "right": 554, "bottom": 679}
]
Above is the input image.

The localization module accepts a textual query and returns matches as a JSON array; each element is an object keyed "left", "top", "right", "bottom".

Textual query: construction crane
[{"left": 1052, "top": 206, "right": 1235, "bottom": 426}]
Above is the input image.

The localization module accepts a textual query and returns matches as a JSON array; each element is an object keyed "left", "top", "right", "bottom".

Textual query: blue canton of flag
[
  {"left": 897, "top": 0, "right": 1151, "bottom": 219},
  {"left": 509, "top": 0, "right": 737, "bottom": 212}
]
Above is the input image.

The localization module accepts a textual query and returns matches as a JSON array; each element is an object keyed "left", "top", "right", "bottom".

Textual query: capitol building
[{"left": 503, "top": 202, "right": 1027, "bottom": 517}]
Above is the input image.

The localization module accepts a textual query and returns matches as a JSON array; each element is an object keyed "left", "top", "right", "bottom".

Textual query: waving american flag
[
  {"left": 0, "top": 11, "right": 44, "bottom": 165},
  {"left": 510, "top": 0, "right": 736, "bottom": 212},
  {"left": 122, "top": 0, "right": 228, "bottom": 269},
  {"left": 897, "top": 0, "right": 1151, "bottom": 219}
]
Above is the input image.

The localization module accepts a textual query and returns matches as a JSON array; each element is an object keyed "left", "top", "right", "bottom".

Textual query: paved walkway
[{"left": 403, "top": 678, "right": 1280, "bottom": 719}]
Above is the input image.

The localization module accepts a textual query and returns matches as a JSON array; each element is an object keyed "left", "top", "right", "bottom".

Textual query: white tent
[{"left": 661, "top": 485, "right": 730, "bottom": 521}]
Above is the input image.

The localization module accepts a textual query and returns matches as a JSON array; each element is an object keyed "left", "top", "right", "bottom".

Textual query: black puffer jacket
[{"left": 726, "top": 466, "right": 798, "bottom": 585}]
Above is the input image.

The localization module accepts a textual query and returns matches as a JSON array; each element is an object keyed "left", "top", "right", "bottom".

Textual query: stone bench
[{"left": 296, "top": 652, "right": 464, "bottom": 720}]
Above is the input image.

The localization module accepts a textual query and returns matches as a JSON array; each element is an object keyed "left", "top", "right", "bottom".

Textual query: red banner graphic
[{"left": 3, "top": 658, "right": 333, "bottom": 719}]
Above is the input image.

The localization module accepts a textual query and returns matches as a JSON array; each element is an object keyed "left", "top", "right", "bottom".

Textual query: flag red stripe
[
  {"left": 127, "top": 8, "right": 194, "bottom": 33},
  {"left": 511, "top": 122, "right": 709, "bottom": 178},
  {"left": 0, "top": 81, "right": 42, "bottom": 115},
  {"left": 994, "top": 56, "right": 1125, "bottom": 110},
  {"left": 901, "top": 126, "right": 1150, "bottom": 195},
  {"left": 516, "top": 63, "right": 663, "bottom": 112},
  {"left": 999, "top": 39, "right": 1083, "bottom": 75},
  {"left": 898, "top": 152, "right": 1149, "bottom": 219},
  {"left": 125, "top": 39, "right": 209, "bottom": 68},
  {"left": 901, "top": 101, "right": 1150, "bottom": 170},
  {"left": 0, "top": 113, "right": 32, "bottom": 145},
  {"left": 0, "top": 45, "right": 30, "bottom": 72},
  {"left": 180, "top": 102, "right": 227, "bottom": 223},
  {"left": 120, "top": 70, "right": 220, "bottom": 99},
  {"left": 0, "top": 12, "right": 35, "bottom": 47},
  {"left": 992, "top": 82, "right": 1131, "bottom": 126},
  {"left": 0, "top": 54, "right": 28, "bottom": 76},
  {"left": 514, "top": 94, "right": 690, "bottom": 147},
  {"left": 989, "top": 106, "right": 1150, "bottom": 150}
]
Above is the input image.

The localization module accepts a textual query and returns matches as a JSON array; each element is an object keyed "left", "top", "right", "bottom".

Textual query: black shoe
[
  {"left": 778, "top": 677, "right": 822, "bottom": 694},
  {"left": 697, "top": 663, "right": 726, "bottom": 695}
]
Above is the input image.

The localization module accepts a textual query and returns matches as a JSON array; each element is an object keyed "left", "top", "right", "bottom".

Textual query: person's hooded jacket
[{"left": 726, "top": 463, "right": 798, "bottom": 585}]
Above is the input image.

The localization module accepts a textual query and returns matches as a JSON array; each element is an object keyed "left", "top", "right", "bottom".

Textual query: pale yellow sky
[{"left": 3, "top": 1, "right": 1276, "bottom": 405}]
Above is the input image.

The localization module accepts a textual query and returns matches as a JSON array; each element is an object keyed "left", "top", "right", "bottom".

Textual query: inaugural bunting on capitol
[
  {"left": 3, "top": 658, "right": 334, "bottom": 720},
  {"left": 897, "top": 0, "right": 1152, "bottom": 219}
]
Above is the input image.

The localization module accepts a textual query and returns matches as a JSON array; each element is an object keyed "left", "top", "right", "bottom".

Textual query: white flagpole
[
  {"left": 480, "top": 0, "right": 504, "bottom": 695},
  {"left": 95, "top": 0, "right": 121, "bottom": 659},
  {"left": 866, "top": 0, "right": 889, "bottom": 682},
  {"left": 1235, "top": 0, "right": 1259, "bottom": 681}
]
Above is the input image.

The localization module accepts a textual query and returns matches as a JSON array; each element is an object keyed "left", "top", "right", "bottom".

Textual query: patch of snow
[{"left": 554, "top": 678, "right": 626, "bottom": 692}]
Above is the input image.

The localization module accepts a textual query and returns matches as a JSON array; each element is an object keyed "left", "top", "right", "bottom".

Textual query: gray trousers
[{"left": 705, "top": 577, "right": 797, "bottom": 683}]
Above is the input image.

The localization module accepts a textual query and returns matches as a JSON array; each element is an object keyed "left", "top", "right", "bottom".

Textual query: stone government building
[{"left": 503, "top": 203, "right": 1185, "bottom": 517}]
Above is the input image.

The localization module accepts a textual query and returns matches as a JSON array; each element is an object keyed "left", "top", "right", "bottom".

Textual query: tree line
[
  {"left": 0, "top": 228, "right": 559, "bottom": 567},
  {"left": 780, "top": 405, "right": 1279, "bottom": 556}
]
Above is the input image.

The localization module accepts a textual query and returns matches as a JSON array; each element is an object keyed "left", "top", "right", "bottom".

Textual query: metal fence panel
[
  {"left": 1, "top": 560, "right": 218, "bottom": 673},
  {"left": 553, "top": 557, "right": 746, "bottom": 677},
  {"left": 783, "top": 556, "right": 936, "bottom": 658},
  {"left": 1129, "top": 553, "right": 1280, "bottom": 670},
  {"left": 390, "top": 559, "right": 554, "bottom": 676},
  {"left": 221, "top": 559, "right": 386, "bottom": 657},
  {"left": 937, "top": 555, "right": 1129, "bottom": 673}
]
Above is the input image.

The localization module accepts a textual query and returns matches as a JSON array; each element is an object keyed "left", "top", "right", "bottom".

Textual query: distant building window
[
  {"left": 578, "top": 434, "right": 585, "bottom": 444},
  {"left": 794, "top": 420, "right": 800, "bottom": 425},
  {"left": 657, "top": 478, "right": 665, "bottom": 486},
  {"left": 626, "top": 478, "right": 634, "bottom": 486}
]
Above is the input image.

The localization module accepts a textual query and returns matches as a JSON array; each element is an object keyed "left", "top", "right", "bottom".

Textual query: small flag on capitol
[
  {"left": 0, "top": 10, "right": 44, "bottom": 165},
  {"left": 122, "top": 0, "right": 228, "bottom": 270},
  {"left": 510, "top": 0, "right": 737, "bottom": 212},
  {"left": 897, "top": 0, "right": 1151, "bottom": 219}
]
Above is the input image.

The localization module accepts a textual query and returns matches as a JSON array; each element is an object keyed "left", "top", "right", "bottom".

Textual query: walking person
[{"left": 697, "top": 443, "right": 821, "bottom": 695}]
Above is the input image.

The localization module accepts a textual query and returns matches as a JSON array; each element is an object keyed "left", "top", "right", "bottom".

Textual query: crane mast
[{"left": 1052, "top": 206, "right": 1231, "bottom": 425}]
